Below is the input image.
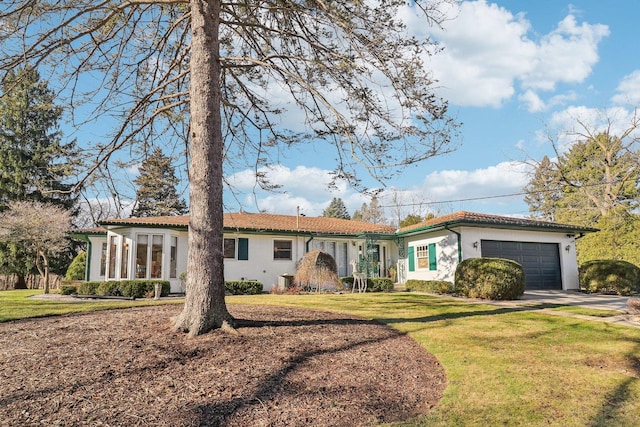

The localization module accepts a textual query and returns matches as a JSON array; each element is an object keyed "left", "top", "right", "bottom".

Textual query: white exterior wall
[
  {"left": 401, "top": 226, "right": 580, "bottom": 290},
  {"left": 87, "top": 235, "right": 107, "bottom": 282},
  {"left": 86, "top": 229, "right": 397, "bottom": 293},
  {"left": 403, "top": 230, "right": 459, "bottom": 283},
  {"left": 459, "top": 226, "right": 579, "bottom": 290}
]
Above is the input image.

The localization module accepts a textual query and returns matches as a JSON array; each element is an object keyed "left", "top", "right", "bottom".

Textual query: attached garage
[
  {"left": 397, "top": 211, "right": 599, "bottom": 291},
  {"left": 481, "top": 240, "right": 562, "bottom": 290}
]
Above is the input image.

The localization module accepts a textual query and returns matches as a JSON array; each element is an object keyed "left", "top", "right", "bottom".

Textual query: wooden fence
[{"left": 0, "top": 274, "right": 63, "bottom": 291}]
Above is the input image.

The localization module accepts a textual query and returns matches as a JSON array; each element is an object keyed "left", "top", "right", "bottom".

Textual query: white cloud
[
  {"left": 519, "top": 90, "right": 545, "bottom": 113},
  {"left": 419, "top": 1, "right": 608, "bottom": 108},
  {"left": 549, "top": 105, "right": 639, "bottom": 151},
  {"left": 611, "top": 70, "right": 640, "bottom": 105},
  {"left": 419, "top": 161, "right": 530, "bottom": 203},
  {"left": 225, "top": 161, "right": 533, "bottom": 219}
]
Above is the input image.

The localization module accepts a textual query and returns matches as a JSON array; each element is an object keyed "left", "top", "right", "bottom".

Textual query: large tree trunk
[
  {"left": 172, "top": 0, "right": 233, "bottom": 336},
  {"left": 14, "top": 274, "right": 27, "bottom": 290}
]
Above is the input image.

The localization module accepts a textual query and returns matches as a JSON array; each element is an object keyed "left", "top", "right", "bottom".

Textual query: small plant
[
  {"left": 64, "top": 252, "right": 86, "bottom": 281},
  {"left": 60, "top": 285, "right": 78, "bottom": 295},
  {"left": 628, "top": 298, "right": 640, "bottom": 315},
  {"left": 405, "top": 279, "right": 454, "bottom": 294}
]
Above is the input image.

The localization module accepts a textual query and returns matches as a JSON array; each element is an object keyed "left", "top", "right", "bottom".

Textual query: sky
[
  {"left": 56, "top": 1, "right": 640, "bottom": 224},
  {"left": 216, "top": 0, "right": 640, "bottom": 223}
]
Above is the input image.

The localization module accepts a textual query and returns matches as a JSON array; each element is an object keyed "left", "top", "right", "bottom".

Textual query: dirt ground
[{"left": 0, "top": 304, "right": 446, "bottom": 426}]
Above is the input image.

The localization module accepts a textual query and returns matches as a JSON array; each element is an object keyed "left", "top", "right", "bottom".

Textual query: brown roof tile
[
  {"left": 99, "top": 212, "right": 395, "bottom": 235},
  {"left": 397, "top": 211, "right": 598, "bottom": 234}
]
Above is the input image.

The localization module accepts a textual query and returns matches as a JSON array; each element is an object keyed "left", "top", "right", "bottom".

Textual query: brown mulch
[{"left": 0, "top": 304, "right": 446, "bottom": 427}]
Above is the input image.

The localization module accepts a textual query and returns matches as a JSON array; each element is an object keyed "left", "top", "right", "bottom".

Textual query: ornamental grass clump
[
  {"left": 579, "top": 260, "right": 640, "bottom": 296},
  {"left": 294, "top": 250, "right": 339, "bottom": 292},
  {"left": 454, "top": 257, "right": 525, "bottom": 300}
]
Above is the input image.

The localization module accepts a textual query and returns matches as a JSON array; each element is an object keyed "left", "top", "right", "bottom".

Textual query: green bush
[
  {"left": 225, "top": 280, "right": 263, "bottom": 295},
  {"left": 60, "top": 285, "right": 78, "bottom": 295},
  {"left": 405, "top": 279, "right": 454, "bottom": 294},
  {"left": 78, "top": 281, "right": 100, "bottom": 295},
  {"left": 64, "top": 252, "right": 86, "bottom": 281},
  {"left": 97, "top": 281, "right": 123, "bottom": 296},
  {"left": 579, "top": 260, "right": 640, "bottom": 296},
  {"left": 76, "top": 280, "right": 170, "bottom": 298},
  {"left": 339, "top": 277, "right": 394, "bottom": 292},
  {"left": 454, "top": 258, "right": 525, "bottom": 300}
]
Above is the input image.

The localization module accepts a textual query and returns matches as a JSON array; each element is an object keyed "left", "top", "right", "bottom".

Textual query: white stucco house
[{"left": 75, "top": 211, "right": 597, "bottom": 293}]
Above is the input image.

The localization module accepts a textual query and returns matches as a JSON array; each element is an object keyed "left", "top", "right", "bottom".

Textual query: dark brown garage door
[{"left": 480, "top": 240, "right": 562, "bottom": 290}]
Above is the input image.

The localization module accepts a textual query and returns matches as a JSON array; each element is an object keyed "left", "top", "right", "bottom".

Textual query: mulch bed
[{"left": 0, "top": 304, "right": 446, "bottom": 426}]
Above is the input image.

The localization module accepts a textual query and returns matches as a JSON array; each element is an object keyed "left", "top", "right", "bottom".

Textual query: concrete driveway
[{"left": 518, "top": 290, "right": 633, "bottom": 312}]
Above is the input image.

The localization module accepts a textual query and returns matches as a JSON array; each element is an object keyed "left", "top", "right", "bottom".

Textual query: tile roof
[
  {"left": 397, "top": 211, "right": 598, "bottom": 235},
  {"left": 99, "top": 212, "right": 396, "bottom": 235}
]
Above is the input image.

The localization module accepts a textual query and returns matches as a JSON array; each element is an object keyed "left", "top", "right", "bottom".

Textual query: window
[
  {"left": 151, "top": 235, "right": 163, "bottom": 279},
  {"left": 274, "top": 240, "right": 292, "bottom": 260},
  {"left": 136, "top": 235, "right": 148, "bottom": 278},
  {"left": 413, "top": 243, "right": 437, "bottom": 271},
  {"left": 108, "top": 236, "right": 117, "bottom": 279},
  {"left": 120, "top": 236, "right": 130, "bottom": 279},
  {"left": 100, "top": 242, "right": 107, "bottom": 276},
  {"left": 224, "top": 238, "right": 236, "bottom": 259},
  {"left": 416, "top": 245, "right": 430, "bottom": 269},
  {"left": 170, "top": 236, "right": 178, "bottom": 279}
]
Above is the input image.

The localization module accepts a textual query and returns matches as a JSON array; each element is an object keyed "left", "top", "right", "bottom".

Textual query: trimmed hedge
[
  {"left": 454, "top": 257, "right": 525, "bottom": 300},
  {"left": 225, "top": 280, "right": 263, "bottom": 295},
  {"left": 579, "top": 260, "right": 640, "bottom": 296},
  {"left": 77, "top": 280, "right": 171, "bottom": 298},
  {"left": 405, "top": 279, "right": 454, "bottom": 294},
  {"left": 339, "top": 277, "right": 394, "bottom": 292}
]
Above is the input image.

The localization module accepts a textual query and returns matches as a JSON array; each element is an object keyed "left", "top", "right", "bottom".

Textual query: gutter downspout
[
  {"left": 305, "top": 234, "right": 314, "bottom": 253},
  {"left": 445, "top": 225, "right": 462, "bottom": 263}
]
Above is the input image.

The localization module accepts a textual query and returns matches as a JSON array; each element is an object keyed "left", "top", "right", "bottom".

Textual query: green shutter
[
  {"left": 428, "top": 243, "right": 437, "bottom": 270},
  {"left": 408, "top": 246, "right": 415, "bottom": 272},
  {"left": 238, "top": 238, "right": 249, "bottom": 260}
]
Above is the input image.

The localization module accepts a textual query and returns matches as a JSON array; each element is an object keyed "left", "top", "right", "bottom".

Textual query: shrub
[
  {"left": 76, "top": 280, "right": 170, "bottom": 298},
  {"left": 65, "top": 252, "right": 86, "bottom": 281},
  {"left": 339, "top": 277, "right": 394, "bottom": 293},
  {"left": 78, "top": 281, "right": 100, "bottom": 295},
  {"left": 405, "top": 279, "right": 454, "bottom": 294},
  {"left": 97, "top": 281, "right": 123, "bottom": 296},
  {"left": 225, "top": 280, "right": 263, "bottom": 295},
  {"left": 60, "top": 285, "right": 78, "bottom": 295},
  {"left": 579, "top": 260, "right": 640, "bottom": 296},
  {"left": 454, "top": 258, "right": 525, "bottom": 300}
]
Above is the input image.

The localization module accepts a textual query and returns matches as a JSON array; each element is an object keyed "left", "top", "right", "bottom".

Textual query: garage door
[{"left": 480, "top": 240, "right": 562, "bottom": 290}]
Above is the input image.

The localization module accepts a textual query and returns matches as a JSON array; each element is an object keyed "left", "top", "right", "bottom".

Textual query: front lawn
[
  {"left": 230, "top": 293, "right": 640, "bottom": 427},
  {"left": 2, "top": 290, "right": 639, "bottom": 426}
]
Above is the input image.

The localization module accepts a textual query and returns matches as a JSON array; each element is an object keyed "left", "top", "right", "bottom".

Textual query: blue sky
[
  {"left": 68, "top": 1, "right": 640, "bottom": 224},
  {"left": 220, "top": 0, "right": 640, "bottom": 223}
]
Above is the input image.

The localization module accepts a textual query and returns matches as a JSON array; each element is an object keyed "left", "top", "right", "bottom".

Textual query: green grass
[
  {"left": 0, "top": 289, "right": 183, "bottom": 322},
  {"left": 228, "top": 293, "right": 640, "bottom": 427},
  {"left": 3, "top": 290, "right": 640, "bottom": 426}
]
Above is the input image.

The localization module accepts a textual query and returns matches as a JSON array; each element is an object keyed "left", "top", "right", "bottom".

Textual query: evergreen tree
[
  {"left": 399, "top": 213, "right": 423, "bottom": 228},
  {"left": 132, "top": 148, "right": 188, "bottom": 217},
  {"left": 0, "top": 66, "right": 78, "bottom": 209},
  {"left": 322, "top": 197, "right": 350, "bottom": 220},
  {"left": 0, "top": 66, "right": 79, "bottom": 288}
]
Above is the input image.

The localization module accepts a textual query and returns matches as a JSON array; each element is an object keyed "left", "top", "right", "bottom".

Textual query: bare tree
[
  {"left": 0, "top": 0, "right": 460, "bottom": 335},
  {"left": 0, "top": 201, "right": 72, "bottom": 294}
]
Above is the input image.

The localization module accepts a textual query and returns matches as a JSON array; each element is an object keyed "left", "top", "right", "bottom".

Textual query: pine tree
[
  {"left": 132, "top": 148, "right": 188, "bottom": 217},
  {"left": 0, "top": 66, "right": 79, "bottom": 288},
  {"left": 0, "top": 66, "right": 78, "bottom": 210},
  {"left": 322, "top": 197, "right": 350, "bottom": 220}
]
